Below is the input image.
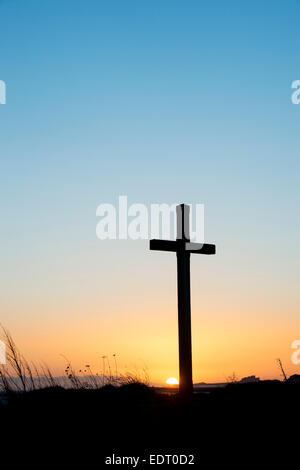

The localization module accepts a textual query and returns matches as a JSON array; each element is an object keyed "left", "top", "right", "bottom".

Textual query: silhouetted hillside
[{"left": 1, "top": 380, "right": 299, "bottom": 466}]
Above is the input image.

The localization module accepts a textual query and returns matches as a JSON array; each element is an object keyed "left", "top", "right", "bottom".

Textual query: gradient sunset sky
[{"left": 1, "top": 0, "right": 300, "bottom": 384}]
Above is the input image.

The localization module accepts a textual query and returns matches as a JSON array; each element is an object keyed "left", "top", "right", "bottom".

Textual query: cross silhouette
[{"left": 150, "top": 204, "right": 216, "bottom": 395}]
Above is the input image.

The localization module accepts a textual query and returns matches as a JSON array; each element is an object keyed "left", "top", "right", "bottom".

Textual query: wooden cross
[{"left": 150, "top": 204, "right": 216, "bottom": 395}]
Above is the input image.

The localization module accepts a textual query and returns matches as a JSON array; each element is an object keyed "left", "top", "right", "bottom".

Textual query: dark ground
[{"left": 1, "top": 381, "right": 299, "bottom": 466}]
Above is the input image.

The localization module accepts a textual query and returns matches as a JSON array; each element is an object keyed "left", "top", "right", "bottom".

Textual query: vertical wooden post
[{"left": 176, "top": 204, "right": 193, "bottom": 395}]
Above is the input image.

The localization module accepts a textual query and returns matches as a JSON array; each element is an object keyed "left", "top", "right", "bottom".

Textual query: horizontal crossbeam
[
  {"left": 185, "top": 242, "right": 216, "bottom": 254},
  {"left": 150, "top": 239, "right": 177, "bottom": 252},
  {"left": 150, "top": 239, "right": 216, "bottom": 255}
]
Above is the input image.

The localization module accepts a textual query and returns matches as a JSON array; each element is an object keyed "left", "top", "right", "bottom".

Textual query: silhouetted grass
[{"left": 0, "top": 327, "right": 149, "bottom": 393}]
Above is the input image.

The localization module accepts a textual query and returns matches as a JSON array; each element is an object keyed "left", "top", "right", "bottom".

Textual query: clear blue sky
[{"left": 0, "top": 0, "right": 300, "bottom": 381}]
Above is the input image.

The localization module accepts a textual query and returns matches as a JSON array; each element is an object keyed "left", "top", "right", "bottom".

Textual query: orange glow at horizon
[
  {"left": 2, "top": 290, "right": 300, "bottom": 386},
  {"left": 2, "top": 240, "right": 300, "bottom": 386}
]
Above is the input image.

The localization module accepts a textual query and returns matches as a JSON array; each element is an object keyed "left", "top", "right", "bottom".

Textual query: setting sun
[{"left": 166, "top": 377, "right": 179, "bottom": 385}]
